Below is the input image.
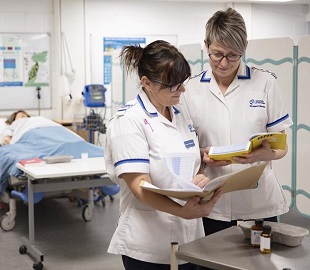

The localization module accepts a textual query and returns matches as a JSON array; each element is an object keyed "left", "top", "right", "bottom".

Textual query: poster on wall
[
  {"left": 103, "top": 37, "right": 146, "bottom": 85},
  {"left": 0, "top": 33, "right": 51, "bottom": 110},
  {"left": 0, "top": 34, "right": 49, "bottom": 87},
  {"left": 24, "top": 50, "right": 49, "bottom": 87},
  {"left": 0, "top": 35, "right": 23, "bottom": 86}
]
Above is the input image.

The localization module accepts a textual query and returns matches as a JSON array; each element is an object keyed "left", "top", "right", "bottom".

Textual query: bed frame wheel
[
  {"left": 19, "top": 245, "right": 27, "bottom": 254},
  {"left": 0, "top": 213, "right": 16, "bottom": 231},
  {"left": 33, "top": 261, "right": 44, "bottom": 270},
  {"left": 82, "top": 205, "right": 93, "bottom": 221}
]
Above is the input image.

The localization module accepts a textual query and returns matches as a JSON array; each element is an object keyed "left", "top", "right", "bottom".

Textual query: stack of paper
[{"left": 140, "top": 162, "right": 268, "bottom": 202}]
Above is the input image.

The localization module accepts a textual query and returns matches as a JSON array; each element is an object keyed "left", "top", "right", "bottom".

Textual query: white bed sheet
[
  {"left": 9, "top": 116, "right": 60, "bottom": 144},
  {"left": 0, "top": 118, "right": 7, "bottom": 139}
]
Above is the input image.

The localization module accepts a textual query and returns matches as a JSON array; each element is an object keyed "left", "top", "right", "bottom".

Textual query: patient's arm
[
  {"left": 1, "top": 124, "right": 13, "bottom": 145},
  {"left": 1, "top": 135, "right": 12, "bottom": 145}
]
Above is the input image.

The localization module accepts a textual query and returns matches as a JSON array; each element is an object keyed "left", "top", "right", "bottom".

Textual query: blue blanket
[{"left": 0, "top": 126, "right": 104, "bottom": 192}]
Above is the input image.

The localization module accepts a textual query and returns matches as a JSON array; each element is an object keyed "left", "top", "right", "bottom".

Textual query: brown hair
[
  {"left": 120, "top": 40, "right": 191, "bottom": 87},
  {"left": 205, "top": 7, "right": 247, "bottom": 54},
  {"left": 5, "top": 110, "right": 30, "bottom": 125}
]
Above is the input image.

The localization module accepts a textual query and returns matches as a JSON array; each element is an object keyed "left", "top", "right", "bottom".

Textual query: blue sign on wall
[
  {"left": 103, "top": 55, "right": 112, "bottom": 85},
  {"left": 103, "top": 37, "right": 146, "bottom": 84}
]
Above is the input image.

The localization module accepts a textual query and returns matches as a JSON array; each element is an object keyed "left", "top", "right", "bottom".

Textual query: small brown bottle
[
  {"left": 260, "top": 225, "right": 272, "bottom": 254},
  {"left": 251, "top": 219, "right": 264, "bottom": 247}
]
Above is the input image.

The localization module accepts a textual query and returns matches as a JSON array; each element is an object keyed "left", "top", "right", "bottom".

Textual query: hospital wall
[
  {"left": 0, "top": 0, "right": 308, "bottom": 120},
  {"left": 0, "top": 0, "right": 309, "bottom": 216}
]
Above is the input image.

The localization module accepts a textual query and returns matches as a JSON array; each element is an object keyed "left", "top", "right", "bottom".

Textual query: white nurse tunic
[
  {"left": 182, "top": 62, "right": 293, "bottom": 221},
  {"left": 105, "top": 90, "right": 204, "bottom": 264}
]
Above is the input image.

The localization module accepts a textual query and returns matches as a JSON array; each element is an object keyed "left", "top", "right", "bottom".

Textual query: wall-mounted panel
[
  {"left": 0, "top": 33, "right": 51, "bottom": 111},
  {"left": 296, "top": 35, "right": 310, "bottom": 216},
  {"left": 245, "top": 37, "right": 295, "bottom": 208}
]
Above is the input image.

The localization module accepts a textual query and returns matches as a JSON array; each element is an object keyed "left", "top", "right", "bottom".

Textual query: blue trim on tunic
[
  {"left": 267, "top": 114, "right": 289, "bottom": 127},
  {"left": 115, "top": 158, "right": 149, "bottom": 167},
  {"left": 173, "top": 106, "right": 180, "bottom": 115},
  {"left": 199, "top": 65, "right": 251, "bottom": 82},
  {"left": 237, "top": 65, "right": 251, "bottom": 79},
  {"left": 137, "top": 94, "right": 158, "bottom": 117}
]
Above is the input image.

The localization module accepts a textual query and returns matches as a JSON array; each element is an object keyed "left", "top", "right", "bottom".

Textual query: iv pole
[{"left": 36, "top": 86, "right": 41, "bottom": 115}]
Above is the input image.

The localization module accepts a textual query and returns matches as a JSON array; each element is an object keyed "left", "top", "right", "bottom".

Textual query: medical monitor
[{"left": 83, "top": 84, "right": 106, "bottom": 107}]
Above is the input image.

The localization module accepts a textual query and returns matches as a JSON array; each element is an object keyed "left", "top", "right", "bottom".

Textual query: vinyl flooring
[{"left": 0, "top": 193, "right": 123, "bottom": 270}]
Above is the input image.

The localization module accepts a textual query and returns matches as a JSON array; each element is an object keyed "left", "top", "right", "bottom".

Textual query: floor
[
  {"left": 0, "top": 193, "right": 123, "bottom": 270},
  {"left": 0, "top": 192, "right": 309, "bottom": 270}
]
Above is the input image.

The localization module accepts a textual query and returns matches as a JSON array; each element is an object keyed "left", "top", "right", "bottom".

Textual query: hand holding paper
[{"left": 140, "top": 162, "right": 268, "bottom": 202}]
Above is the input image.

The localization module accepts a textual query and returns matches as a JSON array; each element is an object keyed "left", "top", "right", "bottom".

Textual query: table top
[
  {"left": 53, "top": 119, "right": 73, "bottom": 126},
  {"left": 16, "top": 157, "right": 106, "bottom": 179},
  {"left": 176, "top": 226, "right": 310, "bottom": 270}
]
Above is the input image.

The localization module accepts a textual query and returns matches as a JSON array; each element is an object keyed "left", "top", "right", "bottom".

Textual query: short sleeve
[
  {"left": 266, "top": 76, "right": 293, "bottom": 132},
  {"left": 105, "top": 114, "right": 150, "bottom": 181}
]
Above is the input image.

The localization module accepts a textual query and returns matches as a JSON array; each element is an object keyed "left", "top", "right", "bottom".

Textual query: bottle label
[
  {"left": 260, "top": 236, "right": 271, "bottom": 251},
  {"left": 251, "top": 230, "right": 261, "bottom": 245}
]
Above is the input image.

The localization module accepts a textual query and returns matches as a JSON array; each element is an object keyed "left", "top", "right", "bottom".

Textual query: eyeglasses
[
  {"left": 208, "top": 53, "right": 242, "bottom": 62},
  {"left": 153, "top": 77, "right": 190, "bottom": 93}
]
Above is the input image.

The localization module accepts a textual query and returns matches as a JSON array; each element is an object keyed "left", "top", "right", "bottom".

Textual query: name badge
[{"left": 184, "top": 139, "right": 195, "bottom": 148}]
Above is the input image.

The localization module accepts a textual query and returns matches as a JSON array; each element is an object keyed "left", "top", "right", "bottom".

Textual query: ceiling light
[{"left": 250, "top": 0, "right": 294, "bottom": 2}]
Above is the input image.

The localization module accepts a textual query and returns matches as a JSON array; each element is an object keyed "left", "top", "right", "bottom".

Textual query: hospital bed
[
  {"left": 0, "top": 116, "right": 115, "bottom": 233},
  {"left": 16, "top": 156, "right": 112, "bottom": 270}
]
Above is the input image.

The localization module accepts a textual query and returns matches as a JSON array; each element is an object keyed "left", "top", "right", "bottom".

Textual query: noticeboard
[{"left": 0, "top": 33, "right": 51, "bottom": 110}]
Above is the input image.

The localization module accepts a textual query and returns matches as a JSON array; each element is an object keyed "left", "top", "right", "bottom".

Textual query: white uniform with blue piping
[
  {"left": 182, "top": 61, "right": 293, "bottom": 221},
  {"left": 105, "top": 90, "right": 204, "bottom": 264}
]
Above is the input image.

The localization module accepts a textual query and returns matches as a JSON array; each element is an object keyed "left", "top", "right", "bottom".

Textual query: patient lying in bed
[
  {"left": 0, "top": 110, "right": 31, "bottom": 146},
  {"left": 0, "top": 116, "right": 104, "bottom": 192}
]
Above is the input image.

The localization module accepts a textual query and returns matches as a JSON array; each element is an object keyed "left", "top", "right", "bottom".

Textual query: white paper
[{"left": 163, "top": 153, "right": 196, "bottom": 182}]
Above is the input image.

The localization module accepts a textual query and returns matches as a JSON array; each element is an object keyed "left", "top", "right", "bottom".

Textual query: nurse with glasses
[
  {"left": 105, "top": 40, "right": 222, "bottom": 270},
  {"left": 182, "top": 7, "right": 293, "bottom": 242},
  {"left": 208, "top": 53, "right": 242, "bottom": 62},
  {"left": 153, "top": 77, "right": 190, "bottom": 93}
]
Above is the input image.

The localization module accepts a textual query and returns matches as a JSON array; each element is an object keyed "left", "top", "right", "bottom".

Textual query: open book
[
  {"left": 208, "top": 132, "right": 287, "bottom": 161},
  {"left": 140, "top": 162, "right": 268, "bottom": 202}
]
